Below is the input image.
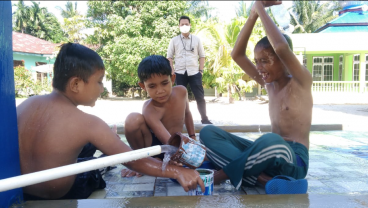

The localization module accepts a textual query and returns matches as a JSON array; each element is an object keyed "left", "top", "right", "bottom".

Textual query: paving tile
[
  {"left": 242, "top": 186, "right": 259, "bottom": 195},
  {"left": 213, "top": 185, "right": 245, "bottom": 195},
  {"left": 308, "top": 162, "right": 332, "bottom": 168},
  {"left": 124, "top": 183, "right": 155, "bottom": 192},
  {"left": 132, "top": 175, "right": 156, "bottom": 184},
  {"left": 336, "top": 181, "right": 368, "bottom": 192},
  {"left": 166, "top": 183, "right": 189, "bottom": 196},
  {"left": 254, "top": 185, "right": 266, "bottom": 194},
  {"left": 307, "top": 180, "right": 325, "bottom": 187}
]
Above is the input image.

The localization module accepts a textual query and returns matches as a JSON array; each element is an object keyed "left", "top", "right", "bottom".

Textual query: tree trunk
[
  {"left": 215, "top": 86, "right": 219, "bottom": 98},
  {"left": 227, "top": 84, "right": 234, "bottom": 104},
  {"left": 138, "top": 88, "right": 142, "bottom": 98}
]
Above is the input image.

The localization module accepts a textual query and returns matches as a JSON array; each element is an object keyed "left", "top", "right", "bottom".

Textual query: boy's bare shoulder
[{"left": 172, "top": 85, "right": 187, "bottom": 97}]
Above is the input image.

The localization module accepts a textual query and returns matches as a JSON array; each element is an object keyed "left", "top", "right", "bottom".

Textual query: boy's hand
[
  {"left": 174, "top": 167, "right": 205, "bottom": 192},
  {"left": 121, "top": 169, "right": 143, "bottom": 177}
]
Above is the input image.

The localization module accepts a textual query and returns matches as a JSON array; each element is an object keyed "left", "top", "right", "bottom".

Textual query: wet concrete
[{"left": 14, "top": 194, "right": 368, "bottom": 208}]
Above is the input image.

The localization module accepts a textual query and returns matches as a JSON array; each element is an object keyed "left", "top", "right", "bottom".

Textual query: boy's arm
[
  {"left": 254, "top": 1, "right": 312, "bottom": 88},
  {"left": 183, "top": 88, "right": 196, "bottom": 140},
  {"left": 143, "top": 107, "right": 171, "bottom": 144},
  {"left": 87, "top": 116, "right": 204, "bottom": 192},
  {"left": 231, "top": 8, "right": 265, "bottom": 86}
]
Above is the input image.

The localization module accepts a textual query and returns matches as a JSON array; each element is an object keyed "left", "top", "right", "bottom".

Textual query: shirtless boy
[
  {"left": 199, "top": 0, "right": 313, "bottom": 190},
  {"left": 16, "top": 44, "right": 204, "bottom": 200},
  {"left": 122, "top": 55, "right": 197, "bottom": 177}
]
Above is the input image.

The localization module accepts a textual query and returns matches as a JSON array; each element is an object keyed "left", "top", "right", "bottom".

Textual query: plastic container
[{"left": 188, "top": 169, "right": 214, "bottom": 196}]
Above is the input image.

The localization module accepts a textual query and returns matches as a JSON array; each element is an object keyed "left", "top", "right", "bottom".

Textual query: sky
[{"left": 11, "top": 1, "right": 294, "bottom": 24}]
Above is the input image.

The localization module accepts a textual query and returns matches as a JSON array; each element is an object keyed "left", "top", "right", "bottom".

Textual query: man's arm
[
  {"left": 231, "top": 8, "right": 264, "bottom": 87},
  {"left": 253, "top": 1, "right": 312, "bottom": 88},
  {"left": 87, "top": 115, "right": 204, "bottom": 192},
  {"left": 198, "top": 37, "right": 205, "bottom": 74},
  {"left": 183, "top": 88, "right": 196, "bottom": 140},
  {"left": 168, "top": 58, "right": 175, "bottom": 75},
  {"left": 167, "top": 38, "right": 175, "bottom": 75},
  {"left": 199, "top": 57, "right": 205, "bottom": 74}
]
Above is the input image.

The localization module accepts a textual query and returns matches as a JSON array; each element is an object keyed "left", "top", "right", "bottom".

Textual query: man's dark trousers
[{"left": 175, "top": 71, "right": 209, "bottom": 122}]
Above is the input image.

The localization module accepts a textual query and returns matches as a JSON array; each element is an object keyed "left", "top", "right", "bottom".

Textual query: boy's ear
[
  {"left": 171, "top": 74, "right": 176, "bottom": 86},
  {"left": 138, "top": 82, "right": 146, "bottom": 91},
  {"left": 69, "top": 77, "right": 83, "bottom": 93}
]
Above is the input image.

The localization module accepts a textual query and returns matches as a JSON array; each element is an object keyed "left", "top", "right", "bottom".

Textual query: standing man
[{"left": 167, "top": 15, "right": 212, "bottom": 124}]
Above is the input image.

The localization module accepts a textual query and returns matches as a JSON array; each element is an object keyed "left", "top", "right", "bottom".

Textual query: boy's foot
[{"left": 201, "top": 120, "right": 213, "bottom": 124}]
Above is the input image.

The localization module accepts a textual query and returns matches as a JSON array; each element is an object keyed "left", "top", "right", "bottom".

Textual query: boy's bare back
[{"left": 17, "top": 93, "right": 96, "bottom": 198}]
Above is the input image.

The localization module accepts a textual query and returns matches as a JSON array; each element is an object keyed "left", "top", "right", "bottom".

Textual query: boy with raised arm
[
  {"left": 199, "top": 1, "right": 313, "bottom": 193},
  {"left": 17, "top": 44, "right": 204, "bottom": 200},
  {"left": 122, "top": 55, "right": 197, "bottom": 177}
]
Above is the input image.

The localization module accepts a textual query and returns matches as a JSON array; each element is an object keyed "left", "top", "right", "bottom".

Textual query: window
[
  {"left": 303, "top": 56, "right": 307, "bottom": 67},
  {"left": 312, "top": 56, "right": 333, "bottom": 81},
  {"left": 353, "top": 54, "right": 360, "bottom": 81},
  {"left": 13, "top": 60, "right": 23, "bottom": 67},
  {"left": 339, "top": 55, "right": 343, "bottom": 81}
]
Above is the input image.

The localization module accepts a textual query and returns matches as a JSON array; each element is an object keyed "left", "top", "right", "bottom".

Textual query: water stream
[{"left": 161, "top": 145, "right": 179, "bottom": 171}]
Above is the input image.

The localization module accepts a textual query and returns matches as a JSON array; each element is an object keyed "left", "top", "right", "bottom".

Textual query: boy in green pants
[{"left": 200, "top": 0, "right": 312, "bottom": 193}]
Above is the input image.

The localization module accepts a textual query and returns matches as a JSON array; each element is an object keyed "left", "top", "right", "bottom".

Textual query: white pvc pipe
[{"left": 0, "top": 145, "right": 162, "bottom": 192}]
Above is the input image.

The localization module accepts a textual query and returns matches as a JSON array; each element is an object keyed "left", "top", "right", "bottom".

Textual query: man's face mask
[{"left": 180, "top": 25, "right": 190, "bottom": 33}]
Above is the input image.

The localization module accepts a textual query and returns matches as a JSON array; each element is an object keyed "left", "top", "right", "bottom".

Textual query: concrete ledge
[{"left": 115, "top": 124, "right": 343, "bottom": 134}]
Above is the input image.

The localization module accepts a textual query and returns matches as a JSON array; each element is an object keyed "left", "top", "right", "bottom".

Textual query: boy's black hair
[
  {"left": 52, "top": 43, "right": 105, "bottom": 92},
  {"left": 138, "top": 55, "right": 172, "bottom": 83},
  {"left": 179, "top": 15, "right": 190, "bottom": 24},
  {"left": 255, "top": 34, "right": 293, "bottom": 51}
]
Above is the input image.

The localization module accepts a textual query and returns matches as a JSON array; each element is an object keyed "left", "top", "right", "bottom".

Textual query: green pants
[{"left": 199, "top": 125, "right": 309, "bottom": 190}]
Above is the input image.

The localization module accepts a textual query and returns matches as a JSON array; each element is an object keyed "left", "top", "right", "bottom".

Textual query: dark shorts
[
  {"left": 23, "top": 145, "right": 106, "bottom": 201},
  {"left": 150, "top": 130, "right": 165, "bottom": 160}
]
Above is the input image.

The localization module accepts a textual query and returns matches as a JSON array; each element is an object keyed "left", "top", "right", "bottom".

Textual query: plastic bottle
[{"left": 271, "top": 4, "right": 291, "bottom": 32}]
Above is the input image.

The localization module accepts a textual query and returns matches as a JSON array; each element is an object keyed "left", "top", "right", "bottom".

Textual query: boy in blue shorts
[
  {"left": 200, "top": 1, "right": 313, "bottom": 193},
  {"left": 122, "top": 55, "right": 197, "bottom": 177}
]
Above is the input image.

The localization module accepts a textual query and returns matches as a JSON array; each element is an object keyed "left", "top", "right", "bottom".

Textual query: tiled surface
[{"left": 89, "top": 131, "right": 368, "bottom": 199}]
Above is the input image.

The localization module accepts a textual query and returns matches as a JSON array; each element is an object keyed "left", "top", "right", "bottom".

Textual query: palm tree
[
  {"left": 12, "top": 0, "right": 30, "bottom": 33},
  {"left": 196, "top": 18, "right": 258, "bottom": 102},
  {"left": 289, "top": 1, "right": 341, "bottom": 33},
  {"left": 56, "top": 1, "right": 79, "bottom": 19},
  {"left": 28, "top": 1, "right": 48, "bottom": 39},
  {"left": 236, "top": 1, "right": 249, "bottom": 18},
  {"left": 186, "top": 1, "right": 214, "bottom": 21}
]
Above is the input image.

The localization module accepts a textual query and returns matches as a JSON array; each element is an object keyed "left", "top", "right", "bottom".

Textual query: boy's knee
[
  {"left": 199, "top": 125, "right": 217, "bottom": 143},
  {"left": 256, "top": 133, "right": 284, "bottom": 145},
  {"left": 125, "top": 113, "right": 145, "bottom": 129}
]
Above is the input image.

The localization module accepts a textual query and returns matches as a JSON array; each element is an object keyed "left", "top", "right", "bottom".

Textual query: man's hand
[
  {"left": 174, "top": 167, "right": 205, "bottom": 192},
  {"left": 121, "top": 168, "right": 143, "bottom": 177}
]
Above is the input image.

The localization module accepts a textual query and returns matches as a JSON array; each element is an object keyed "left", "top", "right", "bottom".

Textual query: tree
[
  {"left": 13, "top": 0, "right": 30, "bottom": 33},
  {"left": 62, "top": 15, "right": 86, "bottom": 43},
  {"left": 289, "top": 1, "right": 342, "bottom": 33},
  {"left": 86, "top": 1, "right": 188, "bottom": 94},
  {"left": 186, "top": 1, "right": 214, "bottom": 21},
  {"left": 56, "top": 1, "right": 79, "bottom": 18},
  {"left": 12, "top": 1, "right": 66, "bottom": 43},
  {"left": 196, "top": 18, "right": 262, "bottom": 102}
]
